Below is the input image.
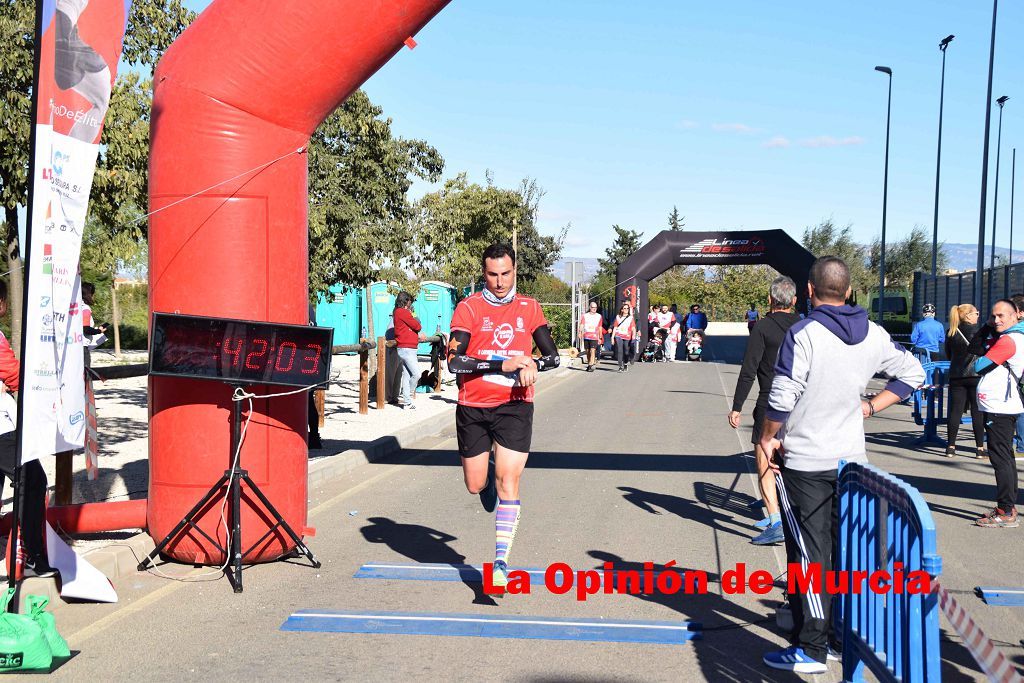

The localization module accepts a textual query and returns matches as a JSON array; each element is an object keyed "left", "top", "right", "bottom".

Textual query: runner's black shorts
[
  {"left": 456, "top": 401, "right": 534, "bottom": 457},
  {"left": 583, "top": 339, "right": 600, "bottom": 352},
  {"left": 751, "top": 403, "right": 767, "bottom": 446}
]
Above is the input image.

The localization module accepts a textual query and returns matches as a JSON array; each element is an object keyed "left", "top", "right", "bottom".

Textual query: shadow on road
[{"left": 358, "top": 516, "right": 498, "bottom": 606}]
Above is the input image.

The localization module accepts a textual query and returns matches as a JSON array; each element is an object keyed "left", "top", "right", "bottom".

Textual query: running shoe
[
  {"left": 23, "top": 556, "right": 59, "bottom": 579},
  {"left": 751, "top": 521, "right": 784, "bottom": 545},
  {"left": 976, "top": 507, "right": 1019, "bottom": 528},
  {"left": 479, "top": 458, "right": 497, "bottom": 513},
  {"left": 762, "top": 647, "right": 827, "bottom": 674},
  {"left": 491, "top": 560, "right": 509, "bottom": 589}
]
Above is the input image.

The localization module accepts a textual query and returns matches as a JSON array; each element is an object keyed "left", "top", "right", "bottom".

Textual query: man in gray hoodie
[{"left": 758, "top": 256, "right": 925, "bottom": 674}]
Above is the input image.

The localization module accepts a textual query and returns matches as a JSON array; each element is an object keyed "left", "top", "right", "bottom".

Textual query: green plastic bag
[
  {"left": 0, "top": 588, "right": 53, "bottom": 672},
  {"left": 27, "top": 595, "right": 70, "bottom": 660}
]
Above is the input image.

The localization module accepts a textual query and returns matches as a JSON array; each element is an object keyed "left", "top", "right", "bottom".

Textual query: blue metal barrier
[
  {"left": 837, "top": 460, "right": 943, "bottom": 682},
  {"left": 911, "top": 361, "right": 966, "bottom": 446}
]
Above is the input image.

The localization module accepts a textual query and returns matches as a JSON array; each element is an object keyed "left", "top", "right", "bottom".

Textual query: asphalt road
[{"left": 47, "top": 335, "right": 1014, "bottom": 681}]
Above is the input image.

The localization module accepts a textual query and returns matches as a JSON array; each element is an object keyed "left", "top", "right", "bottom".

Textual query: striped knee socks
[{"left": 495, "top": 499, "right": 521, "bottom": 564}]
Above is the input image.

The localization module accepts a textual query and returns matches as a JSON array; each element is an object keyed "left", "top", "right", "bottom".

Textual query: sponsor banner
[
  {"left": 676, "top": 237, "right": 768, "bottom": 261},
  {"left": 21, "top": 0, "right": 131, "bottom": 462}
]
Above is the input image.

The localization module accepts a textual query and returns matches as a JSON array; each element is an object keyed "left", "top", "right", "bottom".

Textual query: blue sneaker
[
  {"left": 762, "top": 647, "right": 827, "bottom": 674},
  {"left": 752, "top": 521, "right": 784, "bottom": 545},
  {"left": 753, "top": 516, "right": 773, "bottom": 529}
]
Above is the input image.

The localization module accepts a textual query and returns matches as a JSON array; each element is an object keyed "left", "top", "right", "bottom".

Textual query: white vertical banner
[{"left": 21, "top": 0, "right": 132, "bottom": 462}]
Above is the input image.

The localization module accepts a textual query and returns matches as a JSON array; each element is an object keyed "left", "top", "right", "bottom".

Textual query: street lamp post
[
  {"left": 991, "top": 95, "right": 1009, "bottom": 272},
  {"left": 976, "top": 0, "right": 999, "bottom": 313},
  {"left": 876, "top": 66, "right": 893, "bottom": 324},
  {"left": 1012, "top": 148, "right": 1017, "bottom": 264},
  {"left": 932, "top": 35, "right": 954, "bottom": 276}
]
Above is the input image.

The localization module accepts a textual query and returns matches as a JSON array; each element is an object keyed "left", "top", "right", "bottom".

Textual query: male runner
[
  {"left": 447, "top": 244, "right": 561, "bottom": 587},
  {"left": 579, "top": 301, "right": 604, "bottom": 372}
]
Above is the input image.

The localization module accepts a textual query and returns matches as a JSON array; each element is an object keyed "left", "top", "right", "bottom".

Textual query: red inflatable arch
[{"left": 147, "top": 0, "right": 452, "bottom": 564}]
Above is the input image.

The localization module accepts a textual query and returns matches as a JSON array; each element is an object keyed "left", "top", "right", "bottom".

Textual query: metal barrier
[
  {"left": 837, "top": 460, "right": 943, "bottom": 682},
  {"left": 911, "top": 362, "right": 950, "bottom": 446}
]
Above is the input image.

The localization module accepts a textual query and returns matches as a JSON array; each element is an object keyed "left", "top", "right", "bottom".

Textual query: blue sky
[{"left": 185, "top": 0, "right": 1023, "bottom": 259}]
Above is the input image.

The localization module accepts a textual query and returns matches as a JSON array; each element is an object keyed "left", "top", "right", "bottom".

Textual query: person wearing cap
[{"left": 910, "top": 304, "right": 944, "bottom": 363}]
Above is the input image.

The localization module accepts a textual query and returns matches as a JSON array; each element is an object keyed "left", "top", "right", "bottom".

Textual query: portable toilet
[
  {"left": 361, "top": 281, "right": 398, "bottom": 340},
  {"left": 416, "top": 281, "right": 457, "bottom": 354},
  {"left": 315, "top": 284, "right": 362, "bottom": 348}
]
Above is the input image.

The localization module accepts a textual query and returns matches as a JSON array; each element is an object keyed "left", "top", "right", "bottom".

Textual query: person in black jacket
[
  {"left": 728, "top": 276, "right": 802, "bottom": 545},
  {"left": 944, "top": 304, "right": 985, "bottom": 458}
]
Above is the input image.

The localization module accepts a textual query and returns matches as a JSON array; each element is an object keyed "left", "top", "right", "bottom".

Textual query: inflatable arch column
[{"left": 147, "top": 0, "right": 452, "bottom": 563}]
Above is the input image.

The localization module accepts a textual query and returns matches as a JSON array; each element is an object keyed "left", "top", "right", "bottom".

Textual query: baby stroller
[
  {"left": 685, "top": 329, "right": 705, "bottom": 361},
  {"left": 642, "top": 329, "right": 668, "bottom": 363}
]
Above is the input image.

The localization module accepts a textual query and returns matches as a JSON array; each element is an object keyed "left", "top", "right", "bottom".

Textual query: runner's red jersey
[{"left": 449, "top": 292, "right": 548, "bottom": 407}]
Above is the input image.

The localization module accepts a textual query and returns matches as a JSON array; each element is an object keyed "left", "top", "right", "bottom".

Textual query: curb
[{"left": 22, "top": 364, "right": 578, "bottom": 613}]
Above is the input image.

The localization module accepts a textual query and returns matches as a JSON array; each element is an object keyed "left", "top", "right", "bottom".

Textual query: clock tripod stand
[{"left": 139, "top": 383, "right": 321, "bottom": 592}]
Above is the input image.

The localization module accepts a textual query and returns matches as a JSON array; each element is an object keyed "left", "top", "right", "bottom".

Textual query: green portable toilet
[
  {"left": 416, "top": 281, "right": 457, "bottom": 354},
  {"left": 361, "top": 281, "right": 398, "bottom": 341},
  {"left": 315, "top": 284, "right": 362, "bottom": 348}
]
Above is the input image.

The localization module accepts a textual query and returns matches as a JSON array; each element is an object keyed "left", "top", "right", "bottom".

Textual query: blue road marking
[
  {"left": 281, "top": 610, "right": 701, "bottom": 645},
  {"left": 975, "top": 587, "right": 1024, "bottom": 606}
]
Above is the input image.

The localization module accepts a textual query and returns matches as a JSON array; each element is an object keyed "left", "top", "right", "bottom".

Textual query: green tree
[
  {"left": 308, "top": 89, "right": 443, "bottom": 302},
  {"left": 412, "top": 172, "right": 563, "bottom": 291},
  {"left": 518, "top": 272, "right": 570, "bottom": 303},
  {"left": 0, "top": 0, "right": 194, "bottom": 351},
  {"left": 667, "top": 206, "right": 685, "bottom": 231},
  {"left": 869, "top": 225, "right": 946, "bottom": 290},
  {"left": 592, "top": 225, "right": 644, "bottom": 297},
  {"left": 802, "top": 218, "right": 872, "bottom": 296}
]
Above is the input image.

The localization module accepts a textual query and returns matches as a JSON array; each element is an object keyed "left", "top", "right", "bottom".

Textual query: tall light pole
[
  {"left": 990, "top": 95, "right": 1009, "bottom": 271},
  {"left": 876, "top": 66, "right": 893, "bottom": 324},
  {"left": 1012, "top": 148, "right": 1017, "bottom": 264},
  {"left": 931, "top": 35, "right": 955, "bottom": 276},
  {"left": 976, "top": 0, "right": 999, "bottom": 312}
]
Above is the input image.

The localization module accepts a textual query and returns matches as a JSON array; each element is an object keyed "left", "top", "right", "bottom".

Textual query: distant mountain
[
  {"left": 942, "top": 242, "right": 1016, "bottom": 272},
  {"left": 549, "top": 258, "right": 600, "bottom": 284}
]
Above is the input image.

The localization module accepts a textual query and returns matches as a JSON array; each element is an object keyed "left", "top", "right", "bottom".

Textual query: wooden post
[
  {"left": 111, "top": 282, "right": 122, "bottom": 359},
  {"left": 314, "top": 388, "right": 325, "bottom": 427},
  {"left": 55, "top": 450, "right": 73, "bottom": 505},
  {"left": 359, "top": 342, "right": 369, "bottom": 415},
  {"left": 376, "top": 336, "right": 386, "bottom": 410}
]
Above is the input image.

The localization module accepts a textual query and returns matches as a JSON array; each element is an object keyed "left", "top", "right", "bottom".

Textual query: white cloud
[
  {"left": 677, "top": 119, "right": 700, "bottom": 129},
  {"left": 798, "top": 136, "right": 866, "bottom": 148},
  {"left": 762, "top": 136, "right": 791, "bottom": 148},
  {"left": 712, "top": 123, "right": 758, "bottom": 134}
]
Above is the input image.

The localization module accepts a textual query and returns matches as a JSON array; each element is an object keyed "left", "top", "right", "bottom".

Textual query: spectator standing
[
  {"left": 684, "top": 304, "right": 708, "bottom": 333},
  {"left": 665, "top": 315, "right": 681, "bottom": 363},
  {"left": 944, "top": 304, "right": 985, "bottom": 458},
  {"left": 759, "top": 257, "right": 924, "bottom": 673},
  {"left": 910, "top": 304, "right": 945, "bottom": 362},
  {"left": 393, "top": 291, "right": 427, "bottom": 409},
  {"left": 969, "top": 299, "right": 1024, "bottom": 528},
  {"left": 728, "top": 276, "right": 801, "bottom": 545}
]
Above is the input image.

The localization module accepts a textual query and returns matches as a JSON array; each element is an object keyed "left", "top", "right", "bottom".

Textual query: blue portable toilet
[
  {"left": 361, "top": 281, "right": 398, "bottom": 341},
  {"left": 315, "top": 284, "right": 363, "bottom": 348},
  {"left": 416, "top": 281, "right": 457, "bottom": 354}
]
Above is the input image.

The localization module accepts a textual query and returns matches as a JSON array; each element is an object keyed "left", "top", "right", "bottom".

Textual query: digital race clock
[{"left": 149, "top": 313, "right": 333, "bottom": 388}]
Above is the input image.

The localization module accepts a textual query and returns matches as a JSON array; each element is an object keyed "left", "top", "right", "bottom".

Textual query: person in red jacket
[
  {"left": 578, "top": 301, "right": 605, "bottom": 372},
  {"left": 393, "top": 291, "right": 427, "bottom": 409},
  {"left": 609, "top": 303, "right": 636, "bottom": 372},
  {"left": 0, "top": 279, "right": 57, "bottom": 578}
]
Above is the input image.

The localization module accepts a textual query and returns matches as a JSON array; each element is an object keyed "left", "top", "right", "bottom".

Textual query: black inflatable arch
[{"left": 614, "top": 230, "right": 816, "bottom": 345}]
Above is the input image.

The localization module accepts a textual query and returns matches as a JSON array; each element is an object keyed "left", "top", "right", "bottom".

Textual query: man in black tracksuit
[{"left": 729, "top": 276, "right": 802, "bottom": 545}]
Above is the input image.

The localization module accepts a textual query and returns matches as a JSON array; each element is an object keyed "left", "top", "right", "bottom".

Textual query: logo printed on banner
[
  {"left": 679, "top": 238, "right": 767, "bottom": 258},
  {"left": 40, "top": 296, "right": 50, "bottom": 307},
  {"left": 69, "top": 411, "right": 84, "bottom": 426},
  {"left": 52, "top": 150, "right": 69, "bottom": 176}
]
